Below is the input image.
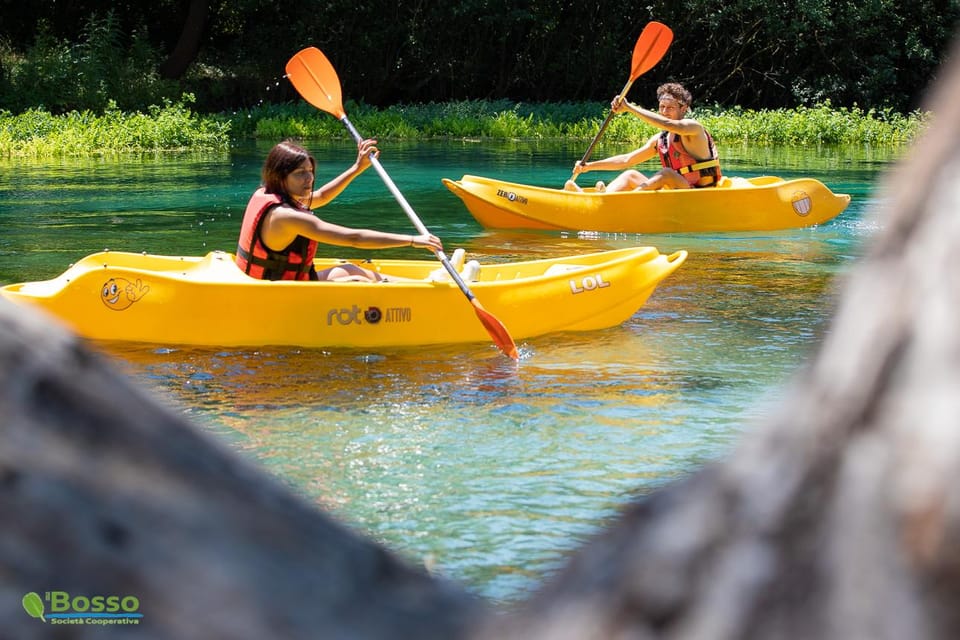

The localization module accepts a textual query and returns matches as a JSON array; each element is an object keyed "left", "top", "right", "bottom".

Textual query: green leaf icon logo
[{"left": 22, "top": 592, "right": 46, "bottom": 622}]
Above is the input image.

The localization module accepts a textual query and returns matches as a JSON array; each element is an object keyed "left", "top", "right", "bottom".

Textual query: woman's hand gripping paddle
[
  {"left": 285, "top": 47, "right": 519, "bottom": 360},
  {"left": 568, "top": 21, "right": 674, "bottom": 185}
]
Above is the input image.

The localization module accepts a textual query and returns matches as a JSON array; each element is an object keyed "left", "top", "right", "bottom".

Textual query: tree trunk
[
  {"left": 158, "top": 0, "right": 209, "bottom": 80},
  {"left": 0, "top": 304, "right": 485, "bottom": 638}
]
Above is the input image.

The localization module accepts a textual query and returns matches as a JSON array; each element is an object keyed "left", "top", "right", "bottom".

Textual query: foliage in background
[
  {"left": 1, "top": 0, "right": 957, "bottom": 115},
  {"left": 1, "top": 99, "right": 924, "bottom": 156},
  {"left": 697, "top": 104, "right": 930, "bottom": 145},
  {"left": 0, "top": 96, "right": 230, "bottom": 156},
  {"left": 659, "top": 0, "right": 959, "bottom": 115},
  {"left": 0, "top": 13, "right": 178, "bottom": 113},
  {"left": 234, "top": 101, "right": 928, "bottom": 146}
]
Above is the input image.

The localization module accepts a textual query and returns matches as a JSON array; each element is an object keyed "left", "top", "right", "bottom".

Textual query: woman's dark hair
[{"left": 261, "top": 139, "right": 316, "bottom": 206}]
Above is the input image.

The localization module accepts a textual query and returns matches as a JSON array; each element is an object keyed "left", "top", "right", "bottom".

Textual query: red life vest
[
  {"left": 657, "top": 130, "right": 722, "bottom": 188},
  {"left": 235, "top": 188, "right": 318, "bottom": 280}
]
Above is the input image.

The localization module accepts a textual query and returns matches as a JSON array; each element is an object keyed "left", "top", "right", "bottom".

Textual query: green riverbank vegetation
[
  {"left": 0, "top": 99, "right": 928, "bottom": 157},
  {"left": 0, "top": 96, "right": 231, "bottom": 156},
  {"left": 241, "top": 100, "right": 927, "bottom": 146}
]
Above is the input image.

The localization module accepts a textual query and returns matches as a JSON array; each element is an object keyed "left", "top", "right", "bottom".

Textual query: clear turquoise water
[{"left": 0, "top": 140, "right": 899, "bottom": 604}]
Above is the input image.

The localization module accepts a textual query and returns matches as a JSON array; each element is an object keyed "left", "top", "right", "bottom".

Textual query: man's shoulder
[{"left": 678, "top": 119, "right": 708, "bottom": 140}]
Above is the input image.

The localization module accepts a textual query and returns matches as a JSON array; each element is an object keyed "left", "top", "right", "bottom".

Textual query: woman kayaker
[
  {"left": 564, "top": 83, "right": 721, "bottom": 193},
  {"left": 237, "top": 139, "right": 443, "bottom": 281}
]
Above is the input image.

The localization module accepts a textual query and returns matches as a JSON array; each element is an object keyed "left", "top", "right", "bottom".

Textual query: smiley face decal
[{"left": 101, "top": 277, "right": 150, "bottom": 310}]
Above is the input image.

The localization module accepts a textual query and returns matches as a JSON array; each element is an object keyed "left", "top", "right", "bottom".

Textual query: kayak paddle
[
  {"left": 568, "top": 21, "right": 674, "bottom": 185},
  {"left": 285, "top": 47, "right": 519, "bottom": 361}
]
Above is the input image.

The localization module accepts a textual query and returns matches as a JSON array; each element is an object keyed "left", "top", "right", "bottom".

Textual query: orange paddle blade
[
  {"left": 285, "top": 47, "right": 345, "bottom": 119},
  {"left": 630, "top": 21, "right": 673, "bottom": 81},
  {"left": 472, "top": 300, "right": 519, "bottom": 360}
]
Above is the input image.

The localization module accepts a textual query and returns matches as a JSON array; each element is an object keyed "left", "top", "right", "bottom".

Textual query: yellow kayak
[
  {"left": 443, "top": 174, "right": 851, "bottom": 233},
  {"left": 0, "top": 247, "right": 686, "bottom": 349}
]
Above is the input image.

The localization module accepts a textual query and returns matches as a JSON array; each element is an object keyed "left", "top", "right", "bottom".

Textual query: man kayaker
[
  {"left": 564, "top": 82, "right": 721, "bottom": 192},
  {"left": 237, "top": 139, "right": 443, "bottom": 281}
]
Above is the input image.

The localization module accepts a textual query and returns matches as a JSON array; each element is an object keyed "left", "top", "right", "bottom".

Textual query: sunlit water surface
[{"left": 0, "top": 139, "right": 900, "bottom": 603}]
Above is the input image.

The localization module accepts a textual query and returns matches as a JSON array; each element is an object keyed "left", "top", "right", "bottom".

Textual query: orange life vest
[
  {"left": 657, "top": 130, "right": 722, "bottom": 188},
  {"left": 235, "top": 188, "right": 318, "bottom": 280}
]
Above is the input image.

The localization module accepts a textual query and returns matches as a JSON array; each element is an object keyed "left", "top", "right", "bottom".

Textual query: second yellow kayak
[{"left": 443, "top": 174, "right": 851, "bottom": 233}]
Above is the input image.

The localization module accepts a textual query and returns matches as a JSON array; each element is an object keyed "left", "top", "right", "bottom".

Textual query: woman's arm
[
  {"left": 308, "top": 138, "right": 379, "bottom": 208},
  {"left": 262, "top": 206, "right": 442, "bottom": 252}
]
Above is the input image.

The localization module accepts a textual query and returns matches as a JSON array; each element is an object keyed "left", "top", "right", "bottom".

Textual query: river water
[{"left": 0, "top": 139, "right": 900, "bottom": 604}]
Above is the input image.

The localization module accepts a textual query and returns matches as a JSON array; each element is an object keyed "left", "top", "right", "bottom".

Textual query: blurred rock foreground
[{"left": 3, "top": 38, "right": 960, "bottom": 640}]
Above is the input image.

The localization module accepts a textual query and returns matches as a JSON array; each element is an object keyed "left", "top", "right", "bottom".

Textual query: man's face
[{"left": 658, "top": 97, "right": 687, "bottom": 118}]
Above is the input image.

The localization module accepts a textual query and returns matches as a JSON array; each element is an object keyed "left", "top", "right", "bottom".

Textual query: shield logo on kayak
[{"left": 791, "top": 191, "right": 812, "bottom": 216}]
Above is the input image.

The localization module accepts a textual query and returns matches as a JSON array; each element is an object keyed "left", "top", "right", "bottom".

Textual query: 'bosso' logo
[{"left": 22, "top": 591, "right": 143, "bottom": 625}]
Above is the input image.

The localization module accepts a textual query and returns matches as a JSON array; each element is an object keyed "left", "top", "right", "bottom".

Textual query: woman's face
[{"left": 284, "top": 159, "right": 314, "bottom": 198}]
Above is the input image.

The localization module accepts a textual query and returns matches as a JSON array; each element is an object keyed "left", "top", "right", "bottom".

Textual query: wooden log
[{"left": 0, "top": 304, "right": 485, "bottom": 638}]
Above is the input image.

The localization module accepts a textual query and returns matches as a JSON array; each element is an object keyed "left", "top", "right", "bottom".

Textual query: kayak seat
[
  {"left": 544, "top": 263, "right": 588, "bottom": 276},
  {"left": 715, "top": 176, "right": 734, "bottom": 188},
  {"left": 18, "top": 281, "right": 62, "bottom": 296}
]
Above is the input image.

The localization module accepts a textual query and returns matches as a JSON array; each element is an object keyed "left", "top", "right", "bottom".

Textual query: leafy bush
[
  {"left": 0, "top": 13, "right": 177, "bottom": 114},
  {"left": 0, "top": 98, "right": 926, "bottom": 157},
  {"left": 1, "top": 1, "right": 957, "bottom": 114},
  {"left": 0, "top": 95, "right": 231, "bottom": 156}
]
